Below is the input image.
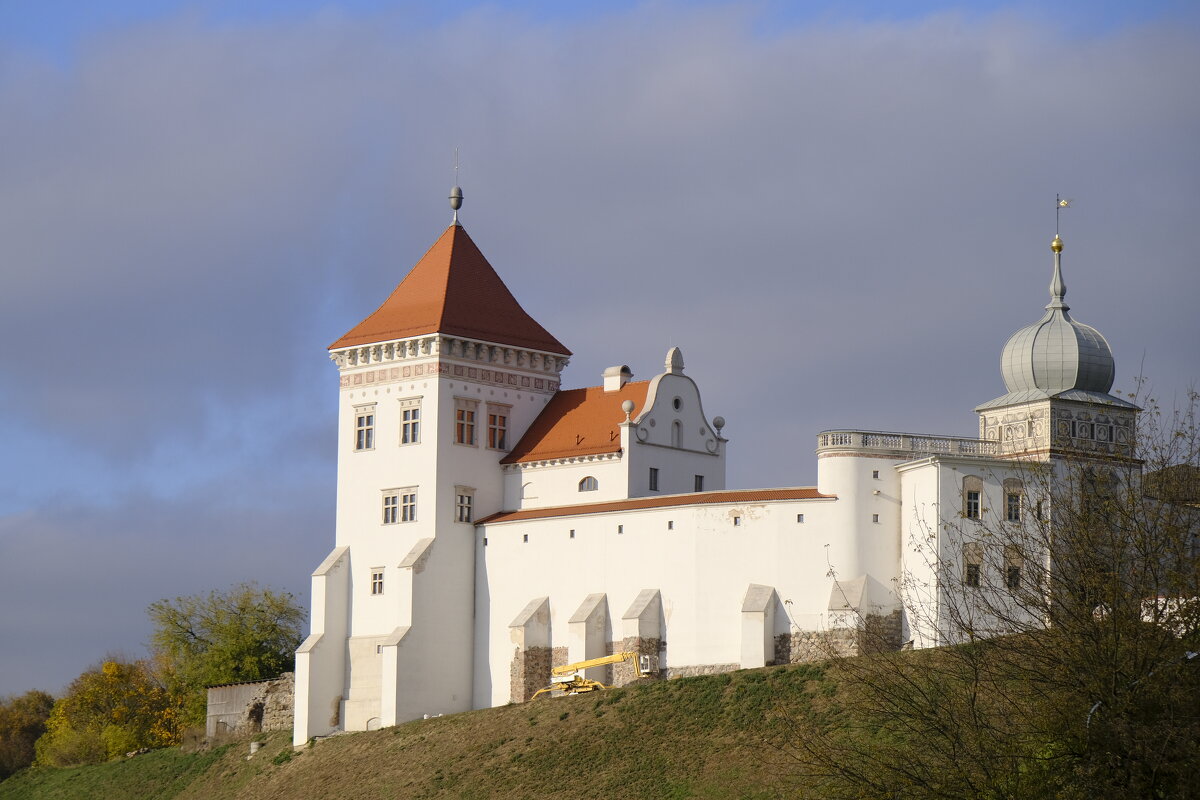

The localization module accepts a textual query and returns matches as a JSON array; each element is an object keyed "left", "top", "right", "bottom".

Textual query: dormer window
[{"left": 578, "top": 476, "right": 598, "bottom": 492}]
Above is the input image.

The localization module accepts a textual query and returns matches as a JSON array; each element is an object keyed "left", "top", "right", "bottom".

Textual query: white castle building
[{"left": 293, "top": 193, "right": 1137, "bottom": 744}]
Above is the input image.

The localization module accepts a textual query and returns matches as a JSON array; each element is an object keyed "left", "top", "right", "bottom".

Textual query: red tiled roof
[
  {"left": 330, "top": 225, "right": 570, "bottom": 355},
  {"left": 476, "top": 487, "right": 835, "bottom": 525},
  {"left": 500, "top": 381, "right": 650, "bottom": 464}
]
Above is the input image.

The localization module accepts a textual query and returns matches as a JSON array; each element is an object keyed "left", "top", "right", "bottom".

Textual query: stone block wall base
[
  {"left": 775, "top": 610, "right": 904, "bottom": 664},
  {"left": 610, "top": 636, "right": 663, "bottom": 686},
  {"left": 511, "top": 646, "right": 570, "bottom": 702}
]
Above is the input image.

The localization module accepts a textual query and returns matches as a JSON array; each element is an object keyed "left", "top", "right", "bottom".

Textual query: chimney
[{"left": 603, "top": 365, "right": 633, "bottom": 392}]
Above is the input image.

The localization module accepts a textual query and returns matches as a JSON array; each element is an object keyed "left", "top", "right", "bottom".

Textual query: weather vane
[{"left": 1056, "top": 194, "right": 1072, "bottom": 235}]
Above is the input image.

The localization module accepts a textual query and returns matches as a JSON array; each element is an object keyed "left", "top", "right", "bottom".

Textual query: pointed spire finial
[
  {"left": 1047, "top": 233, "right": 1068, "bottom": 310},
  {"left": 450, "top": 148, "right": 463, "bottom": 226}
]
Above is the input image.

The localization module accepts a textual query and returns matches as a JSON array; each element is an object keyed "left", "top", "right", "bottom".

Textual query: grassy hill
[{"left": 0, "top": 664, "right": 835, "bottom": 800}]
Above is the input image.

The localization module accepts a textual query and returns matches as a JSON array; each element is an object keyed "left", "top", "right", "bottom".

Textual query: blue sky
[{"left": 1, "top": 0, "right": 1197, "bottom": 696}]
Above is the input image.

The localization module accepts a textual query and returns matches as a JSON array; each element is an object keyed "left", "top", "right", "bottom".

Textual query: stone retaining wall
[{"left": 205, "top": 672, "right": 294, "bottom": 739}]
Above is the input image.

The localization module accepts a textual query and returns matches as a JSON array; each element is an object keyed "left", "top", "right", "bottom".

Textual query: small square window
[
  {"left": 667, "top": 520, "right": 674, "bottom": 530},
  {"left": 522, "top": 534, "right": 529, "bottom": 543},
  {"left": 796, "top": 514, "right": 805, "bottom": 523},
  {"left": 872, "top": 513, "right": 879, "bottom": 523},
  {"left": 733, "top": 516, "right": 741, "bottom": 526},
  {"left": 569, "top": 529, "right": 576, "bottom": 539},
  {"left": 617, "top": 524, "right": 624, "bottom": 534},
  {"left": 872, "top": 470, "right": 879, "bottom": 479}
]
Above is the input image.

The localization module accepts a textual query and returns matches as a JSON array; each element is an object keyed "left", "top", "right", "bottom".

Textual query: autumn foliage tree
[
  {"left": 0, "top": 690, "right": 55, "bottom": 779},
  {"left": 34, "top": 659, "right": 178, "bottom": 767},
  {"left": 148, "top": 583, "right": 306, "bottom": 727}
]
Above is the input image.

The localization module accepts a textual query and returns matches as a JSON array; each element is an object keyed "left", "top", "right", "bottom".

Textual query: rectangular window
[
  {"left": 964, "top": 542, "right": 983, "bottom": 588},
  {"left": 617, "top": 524, "right": 624, "bottom": 534},
  {"left": 400, "top": 401, "right": 421, "bottom": 445},
  {"left": 796, "top": 514, "right": 805, "bottom": 523},
  {"left": 965, "top": 490, "right": 981, "bottom": 520},
  {"left": 733, "top": 516, "right": 741, "bottom": 526},
  {"left": 487, "top": 405, "right": 509, "bottom": 450},
  {"left": 456, "top": 490, "right": 474, "bottom": 523},
  {"left": 455, "top": 398, "right": 479, "bottom": 446},
  {"left": 354, "top": 406, "right": 375, "bottom": 451},
  {"left": 872, "top": 513, "right": 879, "bottom": 523},
  {"left": 401, "top": 491, "right": 417, "bottom": 522},
  {"left": 1006, "top": 492, "right": 1021, "bottom": 522},
  {"left": 1035, "top": 500, "right": 1046, "bottom": 521},
  {"left": 370, "top": 570, "right": 384, "bottom": 595},
  {"left": 569, "top": 529, "right": 575, "bottom": 539},
  {"left": 1006, "top": 565, "right": 1022, "bottom": 589},
  {"left": 694, "top": 475, "right": 704, "bottom": 492},
  {"left": 382, "top": 493, "right": 399, "bottom": 524},
  {"left": 456, "top": 408, "right": 476, "bottom": 445},
  {"left": 523, "top": 534, "right": 528, "bottom": 543},
  {"left": 667, "top": 520, "right": 674, "bottom": 530},
  {"left": 649, "top": 467, "right": 659, "bottom": 492},
  {"left": 872, "top": 470, "right": 880, "bottom": 479}
]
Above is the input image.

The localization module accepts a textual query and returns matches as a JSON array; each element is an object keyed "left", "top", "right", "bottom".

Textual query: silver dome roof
[
  {"left": 978, "top": 235, "right": 1131, "bottom": 413},
  {"left": 1000, "top": 308, "right": 1115, "bottom": 395}
]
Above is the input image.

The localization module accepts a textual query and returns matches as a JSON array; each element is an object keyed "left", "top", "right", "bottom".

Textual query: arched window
[
  {"left": 671, "top": 420, "right": 682, "bottom": 448},
  {"left": 578, "top": 476, "right": 598, "bottom": 492}
]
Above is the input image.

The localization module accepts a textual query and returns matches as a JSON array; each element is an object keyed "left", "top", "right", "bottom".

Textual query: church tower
[
  {"left": 294, "top": 190, "right": 571, "bottom": 744},
  {"left": 975, "top": 233, "right": 1139, "bottom": 461}
]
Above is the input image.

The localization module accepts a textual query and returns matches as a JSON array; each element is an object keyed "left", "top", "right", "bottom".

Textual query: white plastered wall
[{"left": 471, "top": 496, "right": 843, "bottom": 708}]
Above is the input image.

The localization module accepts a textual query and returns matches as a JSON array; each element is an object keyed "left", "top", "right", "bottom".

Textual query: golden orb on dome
[{"left": 1051, "top": 234, "right": 1063, "bottom": 253}]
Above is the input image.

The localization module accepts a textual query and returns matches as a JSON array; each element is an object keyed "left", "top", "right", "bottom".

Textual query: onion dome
[{"left": 998, "top": 234, "right": 1115, "bottom": 396}]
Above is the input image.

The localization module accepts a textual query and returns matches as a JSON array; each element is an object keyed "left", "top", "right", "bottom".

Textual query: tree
[
  {"left": 783, "top": 390, "right": 1200, "bottom": 799},
  {"left": 0, "top": 690, "right": 55, "bottom": 779},
  {"left": 34, "top": 659, "right": 178, "bottom": 767},
  {"left": 147, "top": 583, "right": 306, "bottom": 727}
]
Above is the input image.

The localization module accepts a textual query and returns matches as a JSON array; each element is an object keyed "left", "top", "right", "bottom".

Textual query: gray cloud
[{"left": 1, "top": 4, "right": 1197, "bottom": 694}]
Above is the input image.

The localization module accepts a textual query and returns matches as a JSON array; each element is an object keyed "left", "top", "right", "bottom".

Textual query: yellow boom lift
[{"left": 531, "top": 651, "right": 651, "bottom": 699}]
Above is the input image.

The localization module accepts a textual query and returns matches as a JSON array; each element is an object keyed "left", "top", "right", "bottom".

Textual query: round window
[{"left": 673, "top": 397, "right": 682, "bottom": 410}]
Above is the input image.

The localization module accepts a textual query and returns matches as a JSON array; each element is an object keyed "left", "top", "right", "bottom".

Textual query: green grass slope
[{"left": 0, "top": 664, "right": 835, "bottom": 800}]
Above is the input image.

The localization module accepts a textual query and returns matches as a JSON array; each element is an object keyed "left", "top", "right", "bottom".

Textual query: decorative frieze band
[
  {"left": 330, "top": 334, "right": 569, "bottom": 374},
  {"left": 339, "top": 359, "right": 560, "bottom": 394}
]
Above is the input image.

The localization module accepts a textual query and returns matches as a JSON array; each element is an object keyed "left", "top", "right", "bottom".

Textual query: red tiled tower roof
[
  {"left": 330, "top": 225, "right": 570, "bottom": 355},
  {"left": 501, "top": 381, "right": 650, "bottom": 464}
]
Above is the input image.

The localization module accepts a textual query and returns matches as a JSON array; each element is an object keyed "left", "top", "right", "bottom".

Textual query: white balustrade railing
[{"left": 817, "top": 430, "right": 999, "bottom": 457}]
